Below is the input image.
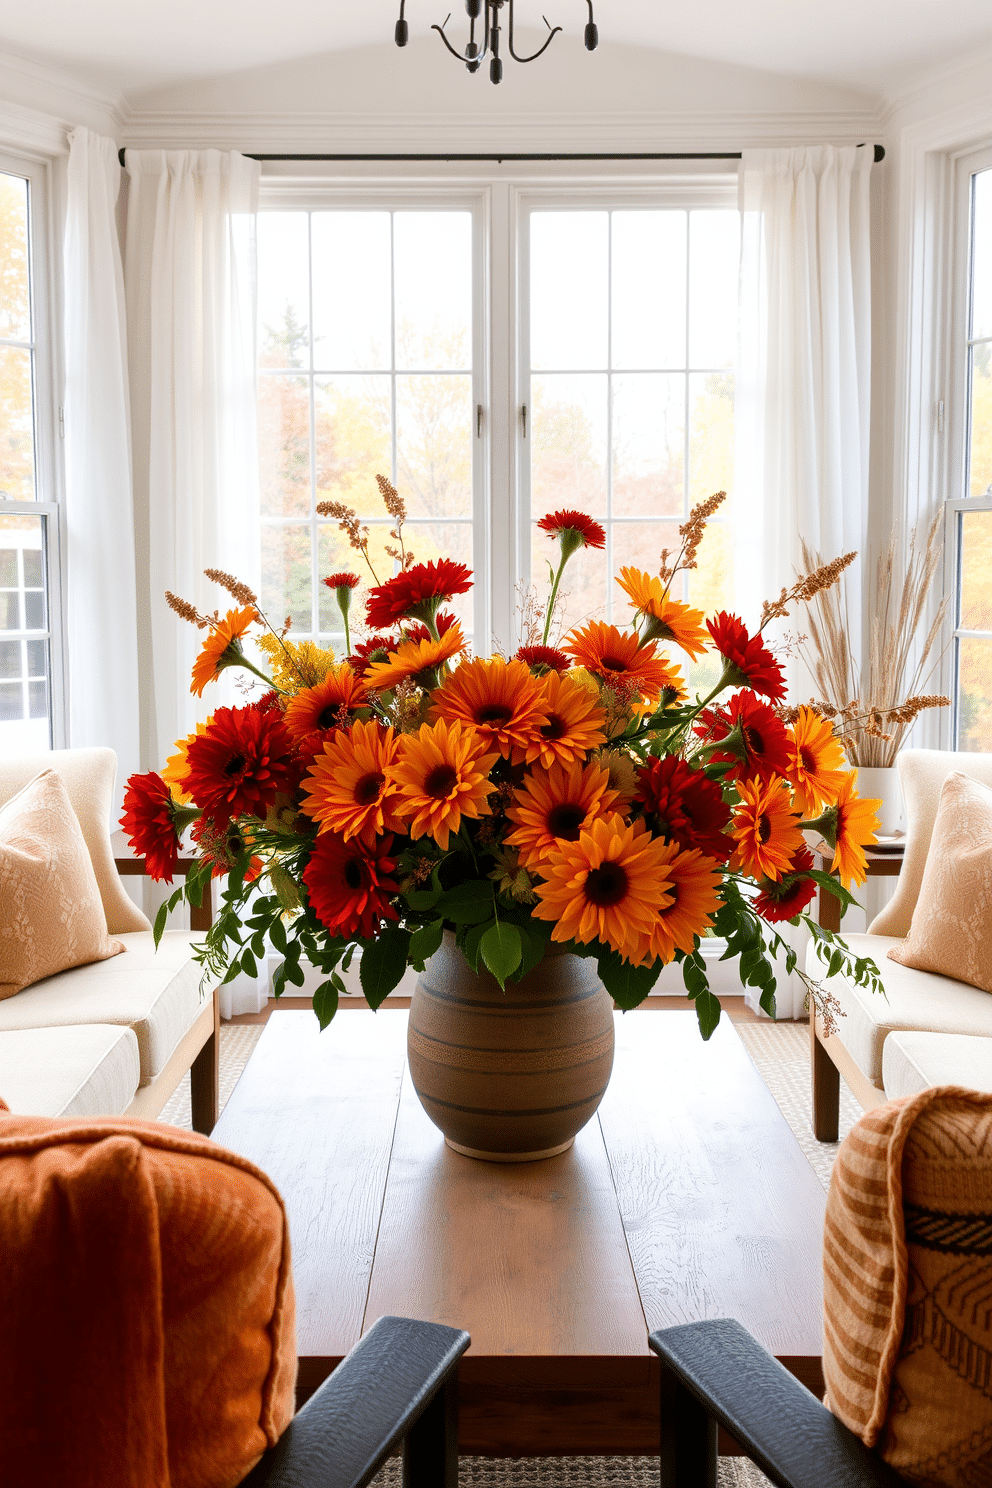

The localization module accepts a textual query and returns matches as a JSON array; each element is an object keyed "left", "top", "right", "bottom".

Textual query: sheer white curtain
[
  {"left": 123, "top": 148, "right": 264, "bottom": 1016},
  {"left": 63, "top": 128, "right": 140, "bottom": 803},
  {"left": 735, "top": 143, "right": 874, "bottom": 1018}
]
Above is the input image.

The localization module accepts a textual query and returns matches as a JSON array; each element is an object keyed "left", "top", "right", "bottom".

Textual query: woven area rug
[{"left": 161, "top": 1012, "right": 858, "bottom": 1486}]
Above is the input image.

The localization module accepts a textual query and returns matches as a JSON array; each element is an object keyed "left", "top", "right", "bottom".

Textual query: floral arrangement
[{"left": 122, "top": 479, "right": 882, "bottom": 1039}]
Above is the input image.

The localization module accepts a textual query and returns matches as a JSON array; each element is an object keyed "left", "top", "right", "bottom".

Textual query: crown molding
[
  {"left": 882, "top": 40, "right": 992, "bottom": 126},
  {"left": 0, "top": 50, "right": 125, "bottom": 146}
]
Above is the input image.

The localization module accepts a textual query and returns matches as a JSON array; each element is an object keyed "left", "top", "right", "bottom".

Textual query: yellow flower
[
  {"left": 731, "top": 776, "right": 805, "bottom": 883},
  {"left": 640, "top": 846, "right": 722, "bottom": 966},
  {"left": 786, "top": 706, "right": 850, "bottom": 816},
  {"left": 390, "top": 719, "right": 500, "bottom": 851},
  {"left": 615, "top": 568, "right": 709, "bottom": 660},
  {"left": 162, "top": 719, "right": 212, "bottom": 804},
  {"left": 506, "top": 759, "right": 617, "bottom": 871},
  {"left": 816, "top": 774, "right": 881, "bottom": 889},
  {"left": 430, "top": 656, "right": 549, "bottom": 763},
  {"left": 190, "top": 607, "right": 256, "bottom": 696},
  {"left": 300, "top": 720, "right": 404, "bottom": 845},
  {"left": 364, "top": 623, "right": 467, "bottom": 691},
  {"left": 525, "top": 670, "right": 608, "bottom": 769},
  {"left": 256, "top": 633, "right": 337, "bottom": 692},
  {"left": 283, "top": 665, "right": 368, "bottom": 740},
  {"left": 564, "top": 621, "right": 683, "bottom": 704}
]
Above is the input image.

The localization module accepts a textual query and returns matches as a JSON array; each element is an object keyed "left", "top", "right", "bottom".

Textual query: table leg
[
  {"left": 810, "top": 1015, "right": 840, "bottom": 1143},
  {"left": 402, "top": 1370, "right": 459, "bottom": 1488},
  {"left": 660, "top": 1358, "right": 717, "bottom": 1488}
]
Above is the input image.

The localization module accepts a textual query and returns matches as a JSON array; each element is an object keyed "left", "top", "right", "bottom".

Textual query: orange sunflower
[
  {"left": 564, "top": 621, "right": 682, "bottom": 704},
  {"left": 429, "top": 657, "right": 549, "bottom": 763},
  {"left": 283, "top": 664, "right": 368, "bottom": 741},
  {"left": 364, "top": 623, "right": 466, "bottom": 692},
  {"left": 162, "top": 718, "right": 213, "bottom": 804},
  {"left": 786, "top": 706, "right": 851, "bottom": 816},
  {"left": 811, "top": 773, "right": 880, "bottom": 889},
  {"left": 615, "top": 569, "right": 710, "bottom": 661},
  {"left": 730, "top": 776, "right": 805, "bottom": 883},
  {"left": 300, "top": 720, "right": 404, "bottom": 845},
  {"left": 190, "top": 606, "right": 257, "bottom": 697},
  {"left": 639, "top": 845, "right": 722, "bottom": 967},
  {"left": 531, "top": 812, "right": 675, "bottom": 964},
  {"left": 389, "top": 718, "right": 500, "bottom": 850},
  {"left": 525, "top": 670, "right": 608, "bottom": 769},
  {"left": 505, "top": 759, "right": 617, "bottom": 870}
]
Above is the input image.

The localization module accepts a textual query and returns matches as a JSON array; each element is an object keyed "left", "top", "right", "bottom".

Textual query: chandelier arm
[
  {"left": 431, "top": 18, "right": 483, "bottom": 62},
  {"left": 506, "top": 0, "right": 562, "bottom": 63}
]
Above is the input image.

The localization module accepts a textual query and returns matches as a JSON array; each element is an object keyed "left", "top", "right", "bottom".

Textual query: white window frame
[
  {"left": 0, "top": 147, "right": 66, "bottom": 750},
  {"left": 943, "top": 142, "right": 992, "bottom": 746}
]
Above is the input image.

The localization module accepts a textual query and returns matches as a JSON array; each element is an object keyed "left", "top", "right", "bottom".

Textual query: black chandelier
[{"left": 395, "top": 0, "right": 598, "bottom": 85}]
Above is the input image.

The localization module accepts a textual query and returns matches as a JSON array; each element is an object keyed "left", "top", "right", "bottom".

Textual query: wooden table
[{"left": 213, "top": 1008, "right": 826, "bottom": 1457}]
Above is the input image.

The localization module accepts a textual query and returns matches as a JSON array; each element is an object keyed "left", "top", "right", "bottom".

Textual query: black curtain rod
[{"left": 117, "top": 144, "right": 885, "bottom": 166}]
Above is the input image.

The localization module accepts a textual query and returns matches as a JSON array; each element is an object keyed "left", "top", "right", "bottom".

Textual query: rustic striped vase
[{"left": 407, "top": 930, "right": 616, "bottom": 1162}]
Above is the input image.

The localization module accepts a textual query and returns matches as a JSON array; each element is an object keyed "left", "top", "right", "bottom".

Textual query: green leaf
[
  {"left": 153, "top": 900, "right": 169, "bottom": 948},
  {"left": 436, "top": 880, "right": 495, "bottom": 924},
  {"left": 682, "top": 953, "right": 709, "bottom": 999},
  {"left": 479, "top": 922, "right": 523, "bottom": 989},
  {"left": 759, "top": 985, "right": 777, "bottom": 1019},
  {"left": 283, "top": 957, "right": 306, "bottom": 987},
  {"left": 694, "top": 988, "right": 722, "bottom": 1040},
  {"left": 406, "top": 887, "right": 442, "bottom": 911},
  {"left": 512, "top": 921, "right": 547, "bottom": 981},
  {"left": 272, "top": 963, "right": 287, "bottom": 1000},
  {"left": 409, "top": 918, "right": 445, "bottom": 966},
  {"left": 597, "top": 951, "right": 662, "bottom": 1010},
  {"left": 268, "top": 915, "right": 288, "bottom": 955},
  {"left": 360, "top": 927, "right": 412, "bottom": 1008},
  {"left": 240, "top": 950, "right": 258, "bottom": 980},
  {"left": 312, "top": 979, "right": 340, "bottom": 1030},
  {"left": 461, "top": 920, "right": 490, "bottom": 972}
]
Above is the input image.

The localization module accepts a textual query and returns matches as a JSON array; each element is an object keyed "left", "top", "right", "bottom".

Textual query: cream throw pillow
[
  {"left": 0, "top": 769, "right": 124, "bottom": 1001},
  {"left": 888, "top": 771, "right": 992, "bottom": 993}
]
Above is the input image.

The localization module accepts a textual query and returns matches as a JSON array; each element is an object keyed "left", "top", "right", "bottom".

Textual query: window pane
[
  {"left": 396, "top": 374, "right": 472, "bottom": 521},
  {"left": 689, "top": 373, "right": 735, "bottom": 505},
  {"left": 689, "top": 211, "right": 740, "bottom": 369},
  {"left": 257, "top": 213, "right": 310, "bottom": 370},
  {"left": 611, "top": 211, "right": 686, "bottom": 370},
  {"left": 611, "top": 373, "right": 684, "bottom": 518},
  {"left": 957, "top": 636, "right": 992, "bottom": 751},
  {"left": 0, "top": 343, "right": 36, "bottom": 499},
  {"left": 972, "top": 168, "right": 992, "bottom": 342},
  {"left": 315, "top": 375, "right": 391, "bottom": 517},
  {"left": 969, "top": 343, "right": 992, "bottom": 497},
  {"left": 394, "top": 213, "right": 472, "bottom": 372},
  {"left": 0, "top": 638, "right": 18, "bottom": 677},
  {"left": 312, "top": 212, "right": 391, "bottom": 371},
  {"left": 402, "top": 522, "right": 475, "bottom": 635},
  {"left": 531, "top": 373, "right": 608, "bottom": 517},
  {"left": 532, "top": 526, "right": 608, "bottom": 636},
  {"left": 0, "top": 172, "right": 31, "bottom": 342},
  {"left": 959, "top": 510, "right": 992, "bottom": 631},
  {"left": 531, "top": 212, "right": 608, "bottom": 371},
  {"left": 261, "top": 525, "right": 312, "bottom": 634},
  {"left": 258, "top": 375, "right": 310, "bottom": 518},
  {"left": 0, "top": 512, "right": 50, "bottom": 750}
]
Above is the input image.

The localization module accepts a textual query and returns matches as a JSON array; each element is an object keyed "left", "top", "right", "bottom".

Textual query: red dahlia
[
  {"left": 402, "top": 611, "right": 460, "bottom": 644},
  {"left": 190, "top": 816, "right": 263, "bottom": 882},
  {"left": 323, "top": 572, "right": 361, "bottom": 590},
  {"left": 537, "top": 509, "right": 606, "bottom": 551},
  {"left": 515, "top": 644, "right": 571, "bottom": 674},
  {"left": 121, "top": 771, "right": 195, "bottom": 883},
  {"left": 184, "top": 703, "right": 299, "bottom": 829},
  {"left": 753, "top": 846, "right": 818, "bottom": 923},
  {"left": 706, "top": 613, "right": 786, "bottom": 702},
  {"left": 634, "top": 756, "right": 732, "bottom": 863},
  {"left": 365, "top": 559, "right": 473, "bottom": 629},
  {"left": 347, "top": 634, "right": 399, "bottom": 675},
  {"left": 695, "top": 690, "right": 792, "bottom": 784},
  {"left": 302, "top": 831, "right": 400, "bottom": 939}
]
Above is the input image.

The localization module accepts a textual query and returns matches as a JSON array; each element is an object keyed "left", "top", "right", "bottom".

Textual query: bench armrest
[
  {"left": 649, "top": 1320, "right": 905, "bottom": 1488},
  {"left": 243, "top": 1316, "right": 470, "bottom": 1488}
]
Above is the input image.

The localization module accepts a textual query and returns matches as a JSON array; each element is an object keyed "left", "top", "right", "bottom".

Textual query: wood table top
[{"left": 213, "top": 1006, "right": 826, "bottom": 1454}]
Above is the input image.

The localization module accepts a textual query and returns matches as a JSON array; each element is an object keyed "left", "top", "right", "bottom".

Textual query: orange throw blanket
[{"left": 0, "top": 1104, "right": 296, "bottom": 1488}]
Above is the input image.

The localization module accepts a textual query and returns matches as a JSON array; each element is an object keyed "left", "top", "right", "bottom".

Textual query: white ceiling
[{"left": 1, "top": 0, "right": 990, "bottom": 100}]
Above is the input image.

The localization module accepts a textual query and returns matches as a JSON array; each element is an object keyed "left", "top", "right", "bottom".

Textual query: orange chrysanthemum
[
  {"left": 531, "top": 813, "right": 675, "bottom": 964},
  {"left": 639, "top": 845, "right": 723, "bottom": 967},
  {"left": 786, "top": 706, "right": 851, "bottom": 816},
  {"left": 615, "top": 569, "right": 709, "bottom": 661},
  {"left": 525, "top": 671, "right": 608, "bottom": 769},
  {"left": 283, "top": 664, "right": 368, "bottom": 741},
  {"left": 390, "top": 719, "right": 500, "bottom": 850},
  {"left": 190, "top": 606, "right": 256, "bottom": 696},
  {"left": 429, "top": 657, "right": 549, "bottom": 763},
  {"left": 162, "top": 718, "right": 213, "bottom": 804},
  {"left": 564, "top": 621, "right": 681, "bottom": 703},
  {"left": 300, "top": 720, "right": 404, "bottom": 846},
  {"left": 730, "top": 776, "right": 805, "bottom": 883},
  {"left": 364, "top": 623, "right": 467, "bottom": 692},
  {"left": 816, "top": 773, "right": 880, "bottom": 889},
  {"left": 505, "top": 759, "right": 617, "bottom": 871}
]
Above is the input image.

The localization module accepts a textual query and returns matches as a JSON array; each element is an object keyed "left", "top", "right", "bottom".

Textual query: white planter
[{"left": 856, "top": 765, "right": 903, "bottom": 838}]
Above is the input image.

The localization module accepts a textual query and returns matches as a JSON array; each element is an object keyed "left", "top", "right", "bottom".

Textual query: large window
[
  {"left": 0, "top": 157, "right": 61, "bottom": 752},
  {"left": 256, "top": 179, "right": 740, "bottom": 658},
  {"left": 951, "top": 154, "right": 992, "bottom": 750}
]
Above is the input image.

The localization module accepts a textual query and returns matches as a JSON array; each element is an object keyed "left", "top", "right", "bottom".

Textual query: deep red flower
[
  {"left": 753, "top": 845, "right": 818, "bottom": 923},
  {"left": 537, "top": 509, "right": 606, "bottom": 550},
  {"left": 365, "top": 559, "right": 473, "bottom": 629},
  {"left": 121, "top": 771, "right": 185, "bottom": 883},
  {"left": 706, "top": 612, "right": 786, "bottom": 701},
  {"left": 515, "top": 644, "right": 571, "bottom": 674},
  {"left": 402, "top": 611, "right": 460, "bottom": 644},
  {"left": 190, "top": 816, "right": 263, "bottom": 882},
  {"left": 323, "top": 572, "right": 361, "bottom": 590},
  {"left": 184, "top": 703, "right": 299, "bottom": 829},
  {"left": 634, "top": 756, "right": 733, "bottom": 863},
  {"left": 347, "top": 634, "right": 399, "bottom": 675},
  {"left": 302, "top": 831, "right": 400, "bottom": 940},
  {"left": 695, "top": 690, "right": 792, "bottom": 784}
]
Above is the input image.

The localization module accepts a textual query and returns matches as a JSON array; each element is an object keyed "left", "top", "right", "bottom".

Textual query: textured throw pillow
[
  {"left": 888, "top": 771, "right": 992, "bottom": 993},
  {"left": 0, "top": 768, "right": 124, "bottom": 1000}
]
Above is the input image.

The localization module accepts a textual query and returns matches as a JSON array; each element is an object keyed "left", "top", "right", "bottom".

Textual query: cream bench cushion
[
  {"left": 0, "top": 931, "right": 209, "bottom": 1085},
  {"left": 807, "top": 932, "right": 992, "bottom": 1087},
  {"left": 0, "top": 1025, "right": 140, "bottom": 1117},
  {"left": 883, "top": 1031, "right": 992, "bottom": 1099}
]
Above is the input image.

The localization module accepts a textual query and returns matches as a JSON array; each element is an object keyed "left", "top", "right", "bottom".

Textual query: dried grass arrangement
[{"left": 796, "top": 514, "right": 951, "bottom": 767}]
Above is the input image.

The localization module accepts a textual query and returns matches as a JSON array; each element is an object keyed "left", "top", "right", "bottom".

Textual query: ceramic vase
[
  {"left": 407, "top": 930, "right": 615, "bottom": 1162},
  {"left": 856, "top": 765, "right": 904, "bottom": 838}
]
